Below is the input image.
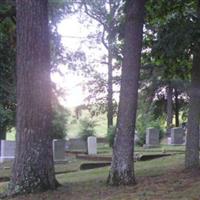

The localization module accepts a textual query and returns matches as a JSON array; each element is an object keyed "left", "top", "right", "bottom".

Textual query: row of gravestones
[
  {"left": 0, "top": 136, "right": 97, "bottom": 163},
  {"left": 144, "top": 127, "right": 185, "bottom": 147},
  {"left": 0, "top": 128, "right": 186, "bottom": 163}
]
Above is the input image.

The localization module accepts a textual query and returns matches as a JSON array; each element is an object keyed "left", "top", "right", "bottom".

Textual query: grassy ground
[
  {"left": 97, "top": 144, "right": 185, "bottom": 156},
  {"left": 1, "top": 153, "right": 200, "bottom": 200}
]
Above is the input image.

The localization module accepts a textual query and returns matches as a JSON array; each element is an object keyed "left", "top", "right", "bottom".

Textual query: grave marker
[
  {"left": 52, "top": 139, "right": 66, "bottom": 161},
  {"left": 171, "top": 127, "right": 184, "bottom": 145},
  {"left": 87, "top": 136, "right": 97, "bottom": 155},
  {"left": 144, "top": 128, "right": 159, "bottom": 147},
  {"left": 0, "top": 140, "right": 16, "bottom": 163}
]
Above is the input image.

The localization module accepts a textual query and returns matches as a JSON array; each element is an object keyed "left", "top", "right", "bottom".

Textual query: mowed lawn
[{"left": 1, "top": 153, "right": 200, "bottom": 200}]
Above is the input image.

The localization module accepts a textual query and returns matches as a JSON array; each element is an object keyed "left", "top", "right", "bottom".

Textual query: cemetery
[
  {"left": 1, "top": 0, "right": 200, "bottom": 199},
  {"left": 0, "top": 126, "right": 194, "bottom": 199},
  {"left": 0, "top": 135, "right": 197, "bottom": 199}
]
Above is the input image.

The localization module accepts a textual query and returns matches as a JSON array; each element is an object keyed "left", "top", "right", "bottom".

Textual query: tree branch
[{"left": 101, "top": 27, "right": 108, "bottom": 49}]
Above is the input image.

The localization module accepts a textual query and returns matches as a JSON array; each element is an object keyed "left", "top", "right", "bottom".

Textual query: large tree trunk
[
  {"left": 185, "top": 51, "right": 200, "bottom": 169},
  {"left": 166, "top": 83, "right": 173, "bottom": 136},
  {"left": 8, "top": 0, "right": 58, "bottom": 195},
  {"left": 174, "top": 88, "right": 180, "bottom": 127},
  {"left": 185, "top": 0, "right": 200, "bottom": 169},
  {"left": 107, "top": 0, "right": 145, "bottom": 186},
  {"left": 107, "top": 46, "right": 113, "bottom": 128}
]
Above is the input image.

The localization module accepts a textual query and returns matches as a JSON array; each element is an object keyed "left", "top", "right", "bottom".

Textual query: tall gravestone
[
  {"left": 87, "top": 136, "right": 97, "bottom": 155},
  {"left": 171, "top": 127, "right": 184, "bottom": 145},
  {"left": 52, "top": 139, "right": 66, "bottom": 161},
  {"left": 0, "top": 140, "right": 16, "bottom": 163},
  {"left": 145, "top": 128, "right": 159, "bottom": 147}
]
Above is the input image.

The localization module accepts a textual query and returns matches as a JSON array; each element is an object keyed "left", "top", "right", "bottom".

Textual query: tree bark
[
  {"left": 0, "top": 127, "right": 6, "bottom": 140},
  {"left": 185, "top": 0, "right": 200, "bottom": 169},
  {"left": 166, "top": 83, "right": 173, "bottom": 136},
  {"left": 107, "top": 44, "right": 113, "bottom": 128},
  {"left": 107, "top": 0, "right": 145, "bottom": 185},
  {"left": 185, "top": 51, "right": 200, "bottom": 169},
  {"left": 174, "top": 88, "right": 179, "bottom": 127},
  {"left": 8, "top": 0, "right": 58, "bottom": 195}
]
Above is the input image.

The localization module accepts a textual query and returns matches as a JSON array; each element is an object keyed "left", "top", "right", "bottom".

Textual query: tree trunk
[
  {"left": 185, "top": 51, "right": 200, "bottom": 169},
  {"left": 107, "top": 46, "right": 113, "bottom": 128},
  {"left": 174, "top": 88, "right": 179, "bottom": 127},
  {"left": 107, "top": 0, "right": 145, "bottom": 186},
  {"left": 166, "top": 83, "right": 173, "bottom": 136},
  {"left": 185, "top": 0, "right": 200, "bottom": 169},
  {"left": 0, "top": 127, "right": 6, "bottom": 140},
  {"left": 8, "top": 0, "right": 58, "bottom": 195}
]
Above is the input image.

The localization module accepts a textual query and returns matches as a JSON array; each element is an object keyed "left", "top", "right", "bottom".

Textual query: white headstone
[
  {"left": 52, "top": 139, "right": 66, "bottom": 161},
  {"left": 168, "top": 137, "right": 171, "bottom": 145},
  {"left": 0, "top": 140, "right": 16, "bottom": 163},
  {"left": 87, "top": 136, "right": 97, "bottom": 155}
]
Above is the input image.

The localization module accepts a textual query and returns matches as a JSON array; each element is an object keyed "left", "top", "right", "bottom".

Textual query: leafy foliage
[
  {"left": 78, "top": 117, "right": 96, "bottom": 141},
  {"left": 136, "top": 100, "right": 165, "bottom": 146},
  {"left": 51, "top": 104, "right": 70, "bottom": 139},
  {"left": 0, "top": 12, "right": 16, "bottom": 137},
  {"left": 107, "top": 125, "right": 115, "bottom": 147}
]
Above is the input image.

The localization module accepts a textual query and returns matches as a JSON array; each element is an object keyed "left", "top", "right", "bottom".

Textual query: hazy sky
[{"left": 51, "top": 13, "right": 107, "bottom": 108}]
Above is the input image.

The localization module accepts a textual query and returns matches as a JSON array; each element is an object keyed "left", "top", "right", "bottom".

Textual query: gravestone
[
  {"left": 66, "top": 138, "right": 87, "bottom": 152},
  {"left": 52, "top": 139, "right": 66, "bottom": 161},
  {"left": 87, "top": 136, "right": 97, "bottom": 155},
  {"left": 145, "top": 128, "right": 159, "bottom": 147},
  {"left": 171, "top": 127, "right": 184, "bottom": 145},
  {"left": 167, "top": 137, "right": 171, "bottom": 145},
  {"left": 0, "top": 140, "right": 16, "bottom": 163}
]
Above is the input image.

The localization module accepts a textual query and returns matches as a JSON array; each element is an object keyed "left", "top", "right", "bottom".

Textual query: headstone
[
  {"left": 87, "top": 136, "right": 97, "bottom": 155},
  {"left": 52, "top": 139, "right": 66, "bottom": 161},
  {"left": 171, "top": 127, "right": 184, "bottom": 145},
  {"left": 145, "top": 128, "right": 159, "bottom": 147},
  {"left": 167, "top": 137, "right": 171, "bottom": 145},
  {"left": 0, "top": 140, "right": 16, "bottom": 163},
  {"left": 66, "top": 138, "right": 87, "bottom": 152}
]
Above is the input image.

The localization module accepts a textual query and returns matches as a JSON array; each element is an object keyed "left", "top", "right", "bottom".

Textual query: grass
[
  {"left": 97, "top": 143, "right": 185, "bottom": 156},
  {"left": 2, "top": 153, "right": 200, "bottom": 200}
]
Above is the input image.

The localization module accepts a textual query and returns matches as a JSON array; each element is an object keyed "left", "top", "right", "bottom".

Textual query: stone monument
[
  {"left": 87, "top": 136, "right": 97, "bottom": 155},
  {"left": 145, "top": 128, "right": 159, "bottom": 147},
  {"left": 171, "top": 127, "right": 184, "bottom": 145}
]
